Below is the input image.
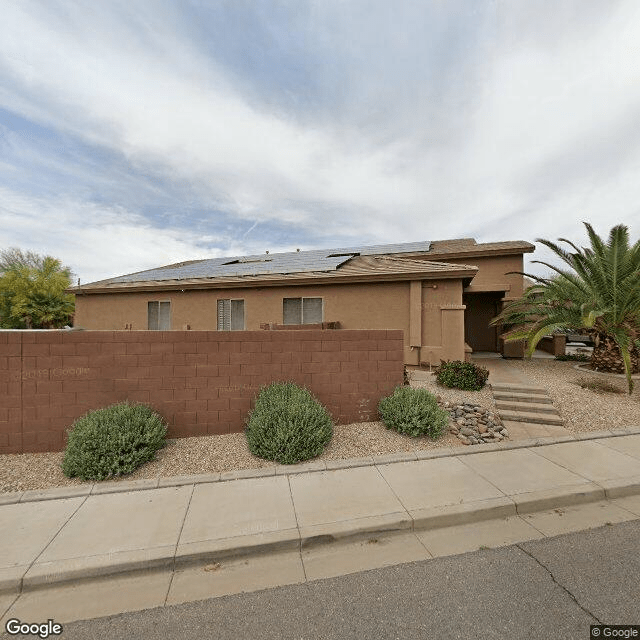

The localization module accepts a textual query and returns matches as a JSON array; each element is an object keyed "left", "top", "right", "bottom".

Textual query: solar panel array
[
  {"left": 336, "top": 241, "right": 432, "bottom": 257},
  {"left": 109, "top": 240, "right": 432, "bottom": 283}
]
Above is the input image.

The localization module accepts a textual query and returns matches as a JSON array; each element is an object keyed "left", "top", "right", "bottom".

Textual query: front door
[{"left": 463, "top": 293, "right": 502, "bottom": 352}]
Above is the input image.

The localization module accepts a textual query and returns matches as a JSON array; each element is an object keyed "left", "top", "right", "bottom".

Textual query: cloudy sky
[{"left": 1, "top": 0, "right": 639, "bottom": 284}]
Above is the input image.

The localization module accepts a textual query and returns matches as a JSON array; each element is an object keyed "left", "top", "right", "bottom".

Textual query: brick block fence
[{"left": 0, "top": 329, "right": 404, "bottom": 454}]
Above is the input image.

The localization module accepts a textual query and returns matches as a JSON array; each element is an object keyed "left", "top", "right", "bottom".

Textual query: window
[
  {"left": 217, "top": 299, "right": 245, "bottom": 330},
  {"left": 283, "top": 297, "right": 323, "bottom": 324},
  {"left": 148, "top": 301, "right": 171, "bottom": 330}
]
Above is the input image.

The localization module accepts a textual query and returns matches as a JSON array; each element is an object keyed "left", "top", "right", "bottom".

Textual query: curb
[
  {"left": 3, "top": 426, "right": 640, "bottom": 505},
  {"left": 4, "top": 474, "right": 640, "bottom": 596}
]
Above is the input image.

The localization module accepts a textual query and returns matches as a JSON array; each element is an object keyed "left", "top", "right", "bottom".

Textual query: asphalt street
[{"left": 29, "top": 519, "right": 640, "bottom": 640}]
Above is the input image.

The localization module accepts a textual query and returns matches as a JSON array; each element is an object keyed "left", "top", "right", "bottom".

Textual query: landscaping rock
[{"left": 441, "top": 400, "right": 507, "bottom": 446}]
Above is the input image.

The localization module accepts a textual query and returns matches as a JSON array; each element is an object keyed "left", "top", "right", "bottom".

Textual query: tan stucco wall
[
  {"left": 417, "top": 279, "right": 465, "bottom": 364},
  {"left": 74, "top": 279, "right": 466, "bottom": 365},
  {"left": 453, "top": 254, "right": 526, "bottom": 357},
  {"left": 442, "top": 254, "right": 525, "bottom": 298},
  {"left": 413, "top": 253, "right": 527, "bottom": 357},
  {"left": 75, "top": 282, "right": 410, "bottom": 332},
  {"left": 74, "top": 253, "right": 530, "bottom": 364}
]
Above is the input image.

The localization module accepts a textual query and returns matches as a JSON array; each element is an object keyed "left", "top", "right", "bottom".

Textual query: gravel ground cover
[
  {"left": 0, "top": 422, "right": 463, "bottom": 494},
  {"left": 409, "top": 370, "right": 496, "bottom": 409},
  {"left": 2, "top": 374, "right": 492, "bottom": 493},
  {"left": 5, "top": 359, "right": 632, "bottom": 495},
  {"left": 510, "top": 358, "right": 640, "bottom": 432}
]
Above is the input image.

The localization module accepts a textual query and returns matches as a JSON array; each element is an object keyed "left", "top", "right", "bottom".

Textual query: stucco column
[
  {"left": 402, "top": 281, "right": 423, "bottom": 365},
  {"left": 409, "top": 281, "right": 422, "bottom": 347}
]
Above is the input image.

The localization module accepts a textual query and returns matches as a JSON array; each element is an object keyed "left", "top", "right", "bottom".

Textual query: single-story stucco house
[{"left": 70, "top": 238, "right": 534, "bottom": 365}]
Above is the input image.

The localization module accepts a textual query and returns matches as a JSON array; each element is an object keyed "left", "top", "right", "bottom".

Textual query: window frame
[
  {"left": 282, "top": 297, "right": 324, "bottom": 325},
  {"left": 217, "top": 298, "right": 246, "bottom": 331},
  {"left": 147, "top": 300, "right": 171, "bottom": 330}
]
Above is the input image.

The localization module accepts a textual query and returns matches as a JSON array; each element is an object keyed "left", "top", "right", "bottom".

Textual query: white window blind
[{"left": 217, "top": 299, "right": 245, "bottom": 330}]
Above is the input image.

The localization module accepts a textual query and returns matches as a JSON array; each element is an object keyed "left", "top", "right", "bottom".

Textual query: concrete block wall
[{"left": 0, "top": 329, "right": 404, "bottom": 454}]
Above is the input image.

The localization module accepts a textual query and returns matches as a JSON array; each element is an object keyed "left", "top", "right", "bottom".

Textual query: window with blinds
[
  {"left": 147, "top": 301, "right": 171, "bottom": 330},
  {"left": 282, "top": 297, "right": 323, "bottom": 324},
  {"left": 217, "top": 299, "right": 245, "bottom": 330}
]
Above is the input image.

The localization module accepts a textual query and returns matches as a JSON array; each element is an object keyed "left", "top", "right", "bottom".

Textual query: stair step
[
  {"left": 501, "top": 420, "right": 570, "bottom": 436},
  {"left": 498, "top": 410, "right": 564, "bottom": 426},
  {"left": 490, "top": 383, "right": 548, "bottom": 395},
  {"left": 493, "top": 391, "right": 553, "bottom": 404},
  {"left": 495, "top": 401, "right": 559, "bottom": 414}
]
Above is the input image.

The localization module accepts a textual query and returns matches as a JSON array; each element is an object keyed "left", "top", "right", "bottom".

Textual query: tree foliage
[
  {"left": 492, "top": 223, "right": 640, "bottom": 393},
  {"left": 0, "top": 248, "right": 75, "bottom": 329}
]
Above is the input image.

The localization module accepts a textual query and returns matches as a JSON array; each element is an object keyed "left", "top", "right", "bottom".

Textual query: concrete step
[
  {"left": 495, "top": 401, "right": 560, "bottom": 415},
  {"left": 493, "top": 391, "right": 553, "bottom": 404},
  {"left": 501, "top": 420, "right": 571, "bottom": 437},
  {"left": 490, "top": 383, "right": 548, "bottom": 395},
  {"left": 498, "top": 410, "right": 564, "bottom": 426}
]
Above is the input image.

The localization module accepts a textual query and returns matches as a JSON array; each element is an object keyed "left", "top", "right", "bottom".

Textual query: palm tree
[{"left": 492, "top": 223, "right": 640, "bottom": 393}]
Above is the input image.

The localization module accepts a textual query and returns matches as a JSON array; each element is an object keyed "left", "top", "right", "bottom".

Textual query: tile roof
[
  {"left": 100, "top": 240, "right": 434, "bottom": 284},
  {"left": 73, "top": 256, "right": 478, "bottom": 293},
  {"left": 72, "top": 237, "right": 532, "bottom": 293},
  {"left": 427, "top": 239, "right": 535, "bottom": 255}
]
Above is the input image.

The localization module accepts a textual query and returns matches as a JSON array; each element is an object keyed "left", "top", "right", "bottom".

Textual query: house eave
[
  {"left": 424, "top": 246, "right": 535, "bottom": 260},
  {"left": 69, "top": 268, "right": 479, "bottom": 295}
]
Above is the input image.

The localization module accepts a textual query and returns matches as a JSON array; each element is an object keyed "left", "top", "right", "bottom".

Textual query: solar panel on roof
[
  {"left": 334, "top": 241, "right": 432, "bottom": 256},
  {"left": 108, "top": 240, "right": 432, "bottom": 284}
]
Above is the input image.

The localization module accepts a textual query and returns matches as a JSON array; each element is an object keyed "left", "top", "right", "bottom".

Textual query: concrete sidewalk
[{"left": 2, "top": 430, "right": 640, "bottom": 598}]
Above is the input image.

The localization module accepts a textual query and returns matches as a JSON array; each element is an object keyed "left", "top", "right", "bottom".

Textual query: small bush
[
  {"left": 378, "top": 386, "right": 449, "bottom": 438},
  {"left": 555, "top": 353, "right": 590, "bottom": 362},
  {"left": 62, "top": 402, "right": 167, "bottom": 481},
  {"left": 245, "top": 382, "right": 333, "bottom": 465},
  {"left": 434, "top": 360, "right": 489, "bottom": 391}
]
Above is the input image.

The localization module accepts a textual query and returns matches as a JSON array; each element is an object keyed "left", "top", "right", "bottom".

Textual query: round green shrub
[
  {"left": 61, "top": 402, "right": 167, "bottom": 481},
  {"left": 434, "top": 360, "right": 489, "bottom": 391},
  {"left": 245, "top": 382, "right": 333, "bottom": 465},
  {"left": 378, "top": 386, "right": 449, "bottom": 438}
]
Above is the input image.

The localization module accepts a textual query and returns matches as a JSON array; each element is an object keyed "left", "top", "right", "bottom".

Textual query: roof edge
[
  {"left": 426, "top": 245, "right": 535, "bottom": 259},
  {"left": 69, "top": 266, "right": 479, "bottom": 295}
]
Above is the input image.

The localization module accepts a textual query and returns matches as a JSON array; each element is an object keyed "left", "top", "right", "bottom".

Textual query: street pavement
[{"left": 13, "top": 519, "right": 639, "bottom": 640}]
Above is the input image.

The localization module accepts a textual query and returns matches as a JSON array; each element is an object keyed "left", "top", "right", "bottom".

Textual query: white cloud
[
  {"left": 0, "top": 0, "right": 639, "bottom": 281},
  {"left": 0, "top": 188, "right": 222, "bottom": 282},
  {"left": 0, "top": 2, "right": 422, "bottom": 226}
]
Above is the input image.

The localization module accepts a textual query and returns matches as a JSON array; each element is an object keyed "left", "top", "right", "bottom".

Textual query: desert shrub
[
  {"left": 434, "top": 360, "right": 489, "bottom": 391},
  {"left": 555, "top": 353, "right": 590, "bottom": 362},
  {"left": 576, "top": 377, "right": 625, "bottom": 394},
  {"left": 62, "top": 402, "right": 167, "bottom": 481},
  {"left": 378, "top": 386, "right": 449, "bottom": 438},
  {"left": 245, "top": 382, "right": 333, "bottom": 464}
]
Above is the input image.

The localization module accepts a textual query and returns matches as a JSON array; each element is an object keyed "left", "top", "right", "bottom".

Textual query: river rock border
[{"left": 439, "top": 400, "right": 508, "bottom": 446}]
